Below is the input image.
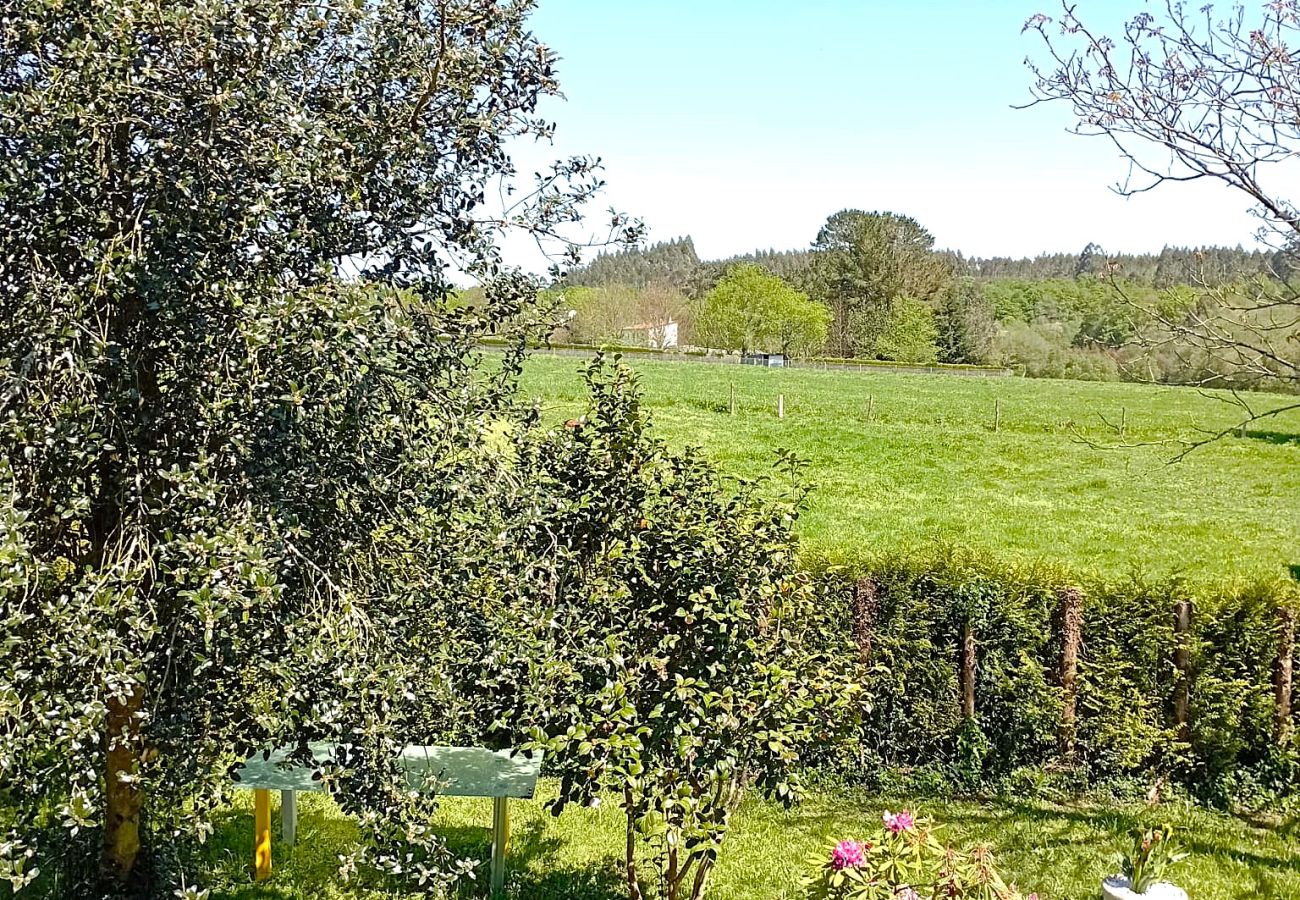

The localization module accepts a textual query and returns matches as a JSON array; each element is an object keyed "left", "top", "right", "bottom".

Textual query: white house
[{"left": 621, "top": 319, "right": 679, "bottom": 350}]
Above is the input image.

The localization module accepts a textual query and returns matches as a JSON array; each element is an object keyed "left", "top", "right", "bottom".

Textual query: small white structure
[
  {"left": 621, "top": 319, "right": 679, "bottom": 349},
  {"left": 1101, "top": 876, "right": 1187, "bottom": 900}
]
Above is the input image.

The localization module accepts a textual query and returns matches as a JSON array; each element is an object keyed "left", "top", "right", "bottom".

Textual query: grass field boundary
[{"left": 482, "top": 340, "right": 1015, "bottom": 377}]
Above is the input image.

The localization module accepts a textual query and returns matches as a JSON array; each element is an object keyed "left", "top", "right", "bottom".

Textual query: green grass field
[
  {"left": 518, "top": 354, "right": 1300, "bottom": 584},
  {"left": 203, "top": 783, "right": 1300, "bottom": 900}
]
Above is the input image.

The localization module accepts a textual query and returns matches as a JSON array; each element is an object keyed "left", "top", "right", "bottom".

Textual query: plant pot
[{"left": 1101, "top": 875, "right": 1188, "bottom": 900}]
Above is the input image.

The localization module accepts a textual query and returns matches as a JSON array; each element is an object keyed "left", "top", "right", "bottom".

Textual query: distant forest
[
  {"left": 566, "top": 236, "right": 1281, "bottom": 292},
  {"left": 547, "top": 222, "right": 1296, "bottom": 392}
]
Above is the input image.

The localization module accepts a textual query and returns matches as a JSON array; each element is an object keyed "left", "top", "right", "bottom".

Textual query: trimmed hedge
[{"left": 807, "top": 547, "right": 1299, "bottom": 806}]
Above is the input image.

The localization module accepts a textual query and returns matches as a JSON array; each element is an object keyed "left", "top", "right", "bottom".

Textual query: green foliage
[
  {"left": 810, "top": 552, "right": 1300, "bottom": 803},
  {"left": 991, "top": 322, "right": 1120, "bottom": 381},
  {"left": 697, "top": 264, "right": 830, "bottom": 357},
  {"left": 565, "top": 237, "right": 702, "bottom": 290},
  {"left": 811, "top": 211, "right": 952, "bottom": 358},
  {"left": 0, "top": 0, "right": 628, "bottom": 894},
  {"left": 1121, "top": 824, "right": 1188, "bottom": 893},
  {"left": 936, "top": 278, "right": 997, "bottom": 364},
  {"left": 874, "top": 297, "right": 940, "bottom": 364},
  {"left": 485, "top": 358, "right": 859, "bottom": 900},
  {"left": 803, "top": 812, "right": 1036, "bottom": 900}
]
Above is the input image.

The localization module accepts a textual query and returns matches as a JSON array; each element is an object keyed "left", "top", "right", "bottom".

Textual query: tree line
[{"left": 554, "top": 220, "right": 1298, "bottom": 389}]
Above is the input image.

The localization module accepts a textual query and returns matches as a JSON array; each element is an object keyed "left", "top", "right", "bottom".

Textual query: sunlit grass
[
  {"left": 518, "top": 354, "right": 1300, "bottom": 584},
  {"left": 203, "top": 782, "right": 1300, "bottom": 899}
]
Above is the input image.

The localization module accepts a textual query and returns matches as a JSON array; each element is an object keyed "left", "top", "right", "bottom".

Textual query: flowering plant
[
  {"left": 804, "top": 809, "right": 1040, "bottom": 900},
  {"left": 1120, "top": 824, "right": 1187, "bottom": 893}
]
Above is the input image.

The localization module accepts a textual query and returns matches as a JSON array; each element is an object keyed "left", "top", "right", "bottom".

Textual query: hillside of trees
[{"left": 547, "top": 218, "right": 1298, "bottom": 391}]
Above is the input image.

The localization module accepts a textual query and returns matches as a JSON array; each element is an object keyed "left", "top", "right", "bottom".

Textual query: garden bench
[{"left": 231, "top": 743, "right": 543, "bottom": 897}]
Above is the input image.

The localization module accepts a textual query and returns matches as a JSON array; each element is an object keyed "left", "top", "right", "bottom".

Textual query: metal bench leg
[
  {"left": 490, "top": 796, "right": 510, "bottom": 897},
  {"left": 254, "top": 788, "right": 272, "bottom": 881},
  {"left": 281, "top": 789, "right": 297, "bottom": 845}
]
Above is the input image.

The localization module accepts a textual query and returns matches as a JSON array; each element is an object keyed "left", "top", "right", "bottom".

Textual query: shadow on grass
[
  {"left": 204, "top": 802, "right": 628, "bottom": 900},
  {"left": 1245, "top": 429, "right": 1300, "bottom": 448}
]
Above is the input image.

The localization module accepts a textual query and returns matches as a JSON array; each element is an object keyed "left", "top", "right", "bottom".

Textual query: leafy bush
[
  {"left": 874, "top": 296, "right": 941, "bottom": 364},
  {"left": 803, "top": 809, "right": 1039, "bottom": 900},
  {"left": 991, "top": 322, "right": 1120, "bottom": 381},
  {"left": 480, "top": 358, "right": 861, "bottom": 900}
]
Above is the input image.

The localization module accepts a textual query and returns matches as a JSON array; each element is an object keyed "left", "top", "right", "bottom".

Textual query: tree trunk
[
  {"left": 624, "top": 789, "right": 644, "bottom": 900},
  {"left": 689, "top": 857, "right": 714, "bottom": 900},
  {"left": 102, "top": 682, "right": 145, "bottom": 885}
]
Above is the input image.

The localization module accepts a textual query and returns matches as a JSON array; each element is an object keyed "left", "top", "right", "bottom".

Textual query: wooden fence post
[
  {"left": 1173, "top": 600, "right": 1193, "bottom": 744},
  {"left": 993, "top": 399, "right": 1001, "bottom": 433},
  {"left": 1277, "top": 606, "right": 1296, "bottom": 747},
  {"left": 728, "top": 382, "right": 735, "bottom": 416},
  {"left": 852, "top": 578, "right": 878, "bottom": 665},
  {"left": 777, "top": 394, "right": 784, "bottom": 419},
  {"left": 1058, "top": 586, "right": 1084, "bottom": 761},
  {"left": 961, "top": 621, "right": 977, "bottom": 721},
  {"left": 867, "top": 395, "right": 875, "bottom": 423}
]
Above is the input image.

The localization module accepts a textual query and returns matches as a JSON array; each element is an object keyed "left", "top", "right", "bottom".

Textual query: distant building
[
  {"left": 621, "top": 319, "right": 679, "bottom": 350},
  {"left": 741, "top": 352, "right": 786, "bottom": 367}
]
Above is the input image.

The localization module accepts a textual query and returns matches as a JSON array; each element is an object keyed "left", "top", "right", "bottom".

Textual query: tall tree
[
  {"left": 695, "top": 264, "right": 829, "bottom": 357},
  {"left": 811, "top": 210, "right": 951, "bottom": 358},
  {"left": 0, "top": 0, "right": 631, "bottom": 894},
  {"left": 1025, "top": 0, "right": 1300, "bottom": 414},
  {"left": 935, "top": 277, "right": 997, "bottom": 364}
]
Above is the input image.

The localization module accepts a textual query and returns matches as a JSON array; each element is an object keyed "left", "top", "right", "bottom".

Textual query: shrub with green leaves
[
  {"left": 0, "top": 0, "right": 633, "bottom": 895},
  {"left": 480, "top": 358, "right": 861, "bottom": 900}
]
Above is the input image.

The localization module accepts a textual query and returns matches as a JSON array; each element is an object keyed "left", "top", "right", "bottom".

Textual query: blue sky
[{"left": 503, "top": 0, "right": 1265, "bottom": 270}]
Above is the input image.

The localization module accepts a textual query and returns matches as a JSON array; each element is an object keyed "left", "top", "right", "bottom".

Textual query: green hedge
[{"left": 806, "top": 547, "right": 1299, "bottom": 806}]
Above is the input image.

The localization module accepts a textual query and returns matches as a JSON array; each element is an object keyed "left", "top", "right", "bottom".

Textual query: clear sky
[{"left": 503, "top": 0, "right": 1266, "bottom": 270}]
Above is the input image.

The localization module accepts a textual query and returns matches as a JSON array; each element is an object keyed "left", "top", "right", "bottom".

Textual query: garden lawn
[
  {"left": 518, "top": 354, "right": 1300, "bottom": 585},
  {"left": 203, "top": 782, "right": 1300, "bottom": 899}
]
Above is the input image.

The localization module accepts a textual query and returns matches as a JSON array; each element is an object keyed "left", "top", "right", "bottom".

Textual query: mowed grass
[
  {"left": 203, "top": 783, "right": 1300, "bottom": 900},
  {"left": 518, "top": 354, "right": 1300, "bottom": 584}
]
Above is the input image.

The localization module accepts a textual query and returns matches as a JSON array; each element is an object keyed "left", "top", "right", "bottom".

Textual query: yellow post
[{"left": 254, "top": 788, "right": 272, "bottom": 881}]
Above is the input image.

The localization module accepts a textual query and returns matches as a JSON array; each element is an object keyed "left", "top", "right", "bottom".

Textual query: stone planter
[{"left": 1101, "top": 875, "right": 1188, "bottom": 900}]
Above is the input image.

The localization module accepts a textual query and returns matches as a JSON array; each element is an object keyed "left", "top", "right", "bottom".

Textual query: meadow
[
  {"left": 518, "top": 354, "right": 1300, "bottom": 584},
  {"left": 203, "top": 784, "right": 1300, "bottom": 900}
]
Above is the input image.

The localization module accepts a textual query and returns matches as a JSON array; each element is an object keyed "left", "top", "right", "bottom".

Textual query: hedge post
[
  {"left": 1173, "top": 600, "right": 1193, "bottom": 744},
  {"left": 852, "top": 577, "right": 878, "bottom": 664},
  {"left": 1277, "top": 605, "right": 1296, "bottom": 747},
  {"left": 1058, "top": 586, "right": 1084, "bottom": 760},
  {"left": 961, "top": 620, "right": 977, "bottom": 721}
]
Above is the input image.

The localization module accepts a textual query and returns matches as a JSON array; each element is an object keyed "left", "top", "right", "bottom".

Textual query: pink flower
[
  {"left": 895, "top": 889, "right": 922, "bottom": 900},
  {"left": 830, "top": 839, "right": 866, "bottom": 871},
  {"left": 883, "top": 809, "right": 915, "bottom": 834}
]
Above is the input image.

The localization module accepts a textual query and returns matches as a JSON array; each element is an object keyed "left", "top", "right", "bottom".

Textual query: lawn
[
  {"left": 204, "top": 782, "right": 1300, "bottom": 899},
  {"left": 518, "top": 354, "right": 1300, "bottom": 584}
]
